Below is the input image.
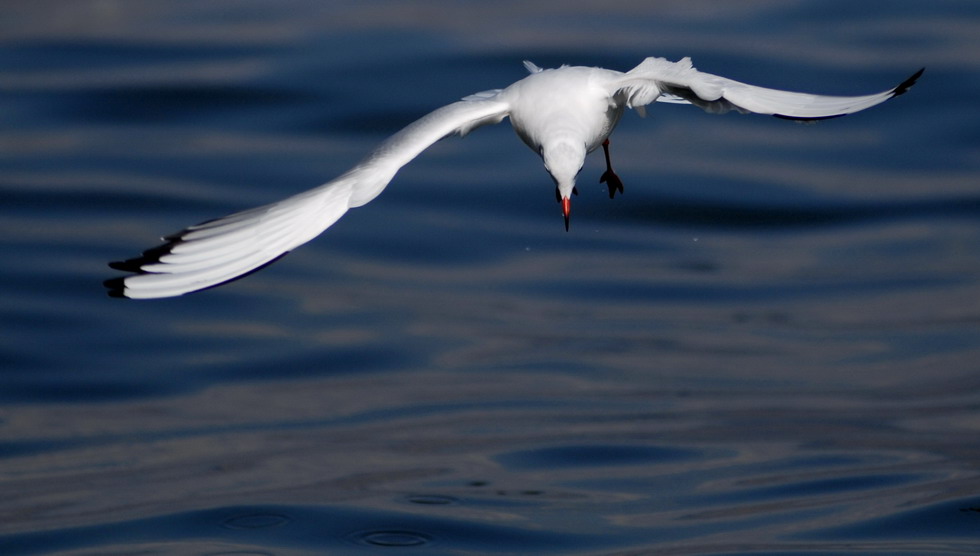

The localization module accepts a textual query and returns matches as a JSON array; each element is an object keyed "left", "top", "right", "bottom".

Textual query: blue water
[{"left": 2, "top": 1, "right": 980, "bottom": 554}]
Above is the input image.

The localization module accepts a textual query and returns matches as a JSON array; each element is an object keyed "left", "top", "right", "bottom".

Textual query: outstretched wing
[
  {"left": 619, "top": 56, "right": 923, "bottom": 121},
  {"left": 106, "top": 96, "right": 510, "bottom": 299}
]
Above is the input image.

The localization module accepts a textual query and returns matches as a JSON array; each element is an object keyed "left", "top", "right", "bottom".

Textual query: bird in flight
[{"left": 106, "top": 57, "right": 923, "bottom": 299}]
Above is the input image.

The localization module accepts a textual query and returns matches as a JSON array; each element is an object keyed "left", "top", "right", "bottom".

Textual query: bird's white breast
[{"left": 503, "top": 66, "right": 625, "bottom": 154}]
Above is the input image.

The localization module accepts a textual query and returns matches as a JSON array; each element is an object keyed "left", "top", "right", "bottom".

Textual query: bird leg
[{"left": 599, "top": 138, "right": 625, "bottom": 199}]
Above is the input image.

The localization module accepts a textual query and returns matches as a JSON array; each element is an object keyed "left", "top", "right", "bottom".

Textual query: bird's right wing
[
  {"left": 106, "top": 96, "right": 510, "bottom": 299},
  {"left": 617, "top": 56, "right": 923, "bottom": 120}
]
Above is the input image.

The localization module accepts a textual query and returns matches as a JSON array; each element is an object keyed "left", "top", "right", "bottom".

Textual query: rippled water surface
[{"left": 2, "top": 1, "right": 980, "bottom": 554}]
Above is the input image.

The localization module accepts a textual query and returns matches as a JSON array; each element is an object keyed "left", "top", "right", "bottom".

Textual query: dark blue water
[{"left": 2, "top": 2, "right": 980, "bottom": 554}]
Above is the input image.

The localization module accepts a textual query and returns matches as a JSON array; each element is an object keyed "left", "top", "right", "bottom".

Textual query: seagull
[{"left": 106, "top": 57, "right": 923, "bottom": 299}]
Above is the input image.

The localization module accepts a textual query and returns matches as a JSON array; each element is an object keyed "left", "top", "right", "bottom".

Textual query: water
[{"left": 2, "top": 1, "right": 979, "bottom": 554}]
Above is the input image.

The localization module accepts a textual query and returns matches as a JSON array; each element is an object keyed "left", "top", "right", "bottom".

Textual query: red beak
[{"left": 561, "top": 197, "right": 571, "bottom": 232}]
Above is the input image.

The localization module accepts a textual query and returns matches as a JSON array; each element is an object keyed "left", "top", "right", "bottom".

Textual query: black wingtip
[
  {"left": 103, "top": 277, "right": 128, "bottom": 298},
  {"left": 892, "top": 67, "right": 925, "bottom": 97},
  {"left": 108, "top": 240, "right": 178, "bottom": 272},
  {"left": 104, "top": 242, "right": 175, "bottom": 297},
  {"left": 107, "top": 258, "right": 144, "bottom": 273}
]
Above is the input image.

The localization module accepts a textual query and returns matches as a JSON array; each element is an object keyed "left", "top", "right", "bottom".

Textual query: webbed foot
[{"left": 600, "top": 138, "right": 625, "bottom": 198}]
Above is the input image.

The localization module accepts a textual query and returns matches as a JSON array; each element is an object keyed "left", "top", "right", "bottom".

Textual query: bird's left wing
[
  {"left": 617, "top": 56, "right": 923, "bottom": 120},
  {"left": 106, "top": 96, "right": 510, "bottom": 299}
]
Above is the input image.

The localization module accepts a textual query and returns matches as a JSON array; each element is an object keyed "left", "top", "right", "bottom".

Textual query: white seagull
[{"left": 107, "top": 57, "right": 922, "bottom": 299}]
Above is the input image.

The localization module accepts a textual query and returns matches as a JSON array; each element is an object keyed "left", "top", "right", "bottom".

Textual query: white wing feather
[
  {"left": 108, "top": 97, "right": 510, "bottom": 299},
  {"left": 620, "top": 56, "right": 923, "bottom": 120}
]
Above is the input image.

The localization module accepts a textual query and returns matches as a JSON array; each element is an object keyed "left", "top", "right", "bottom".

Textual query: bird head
[{"left": 542, "top": 141, "right": 585, "bottom": 231}]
